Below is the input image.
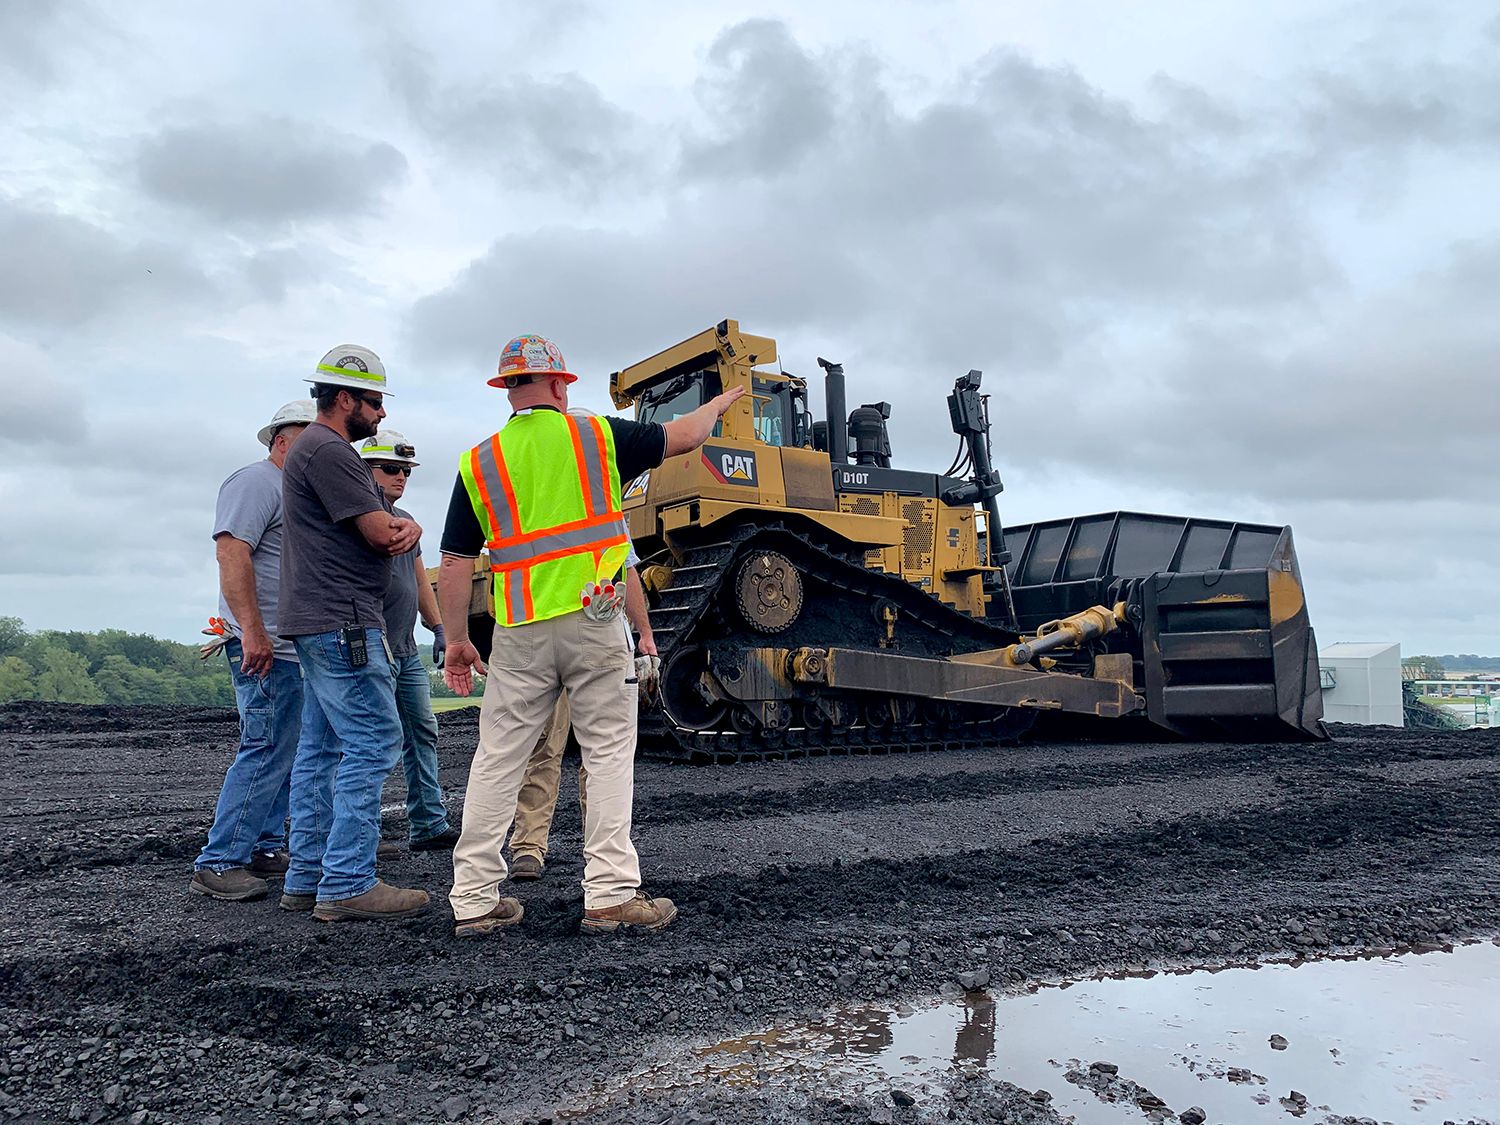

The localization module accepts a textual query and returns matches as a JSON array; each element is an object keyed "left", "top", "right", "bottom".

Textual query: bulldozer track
[{"left": 642, "top": 521, "right": 1037, "bottom": 763}]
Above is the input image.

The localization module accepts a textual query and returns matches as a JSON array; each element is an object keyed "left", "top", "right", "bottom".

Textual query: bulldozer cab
[
  {"left": 614, "top": 320, "right": 810, "bottom": 449},
  {"left": 609, "top": 320, "right": 991, "bottom": 617}
]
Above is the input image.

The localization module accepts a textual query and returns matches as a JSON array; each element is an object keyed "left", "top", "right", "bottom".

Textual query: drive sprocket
[{"left": 734, "top": 550, "right": 803, "bottom": 634}]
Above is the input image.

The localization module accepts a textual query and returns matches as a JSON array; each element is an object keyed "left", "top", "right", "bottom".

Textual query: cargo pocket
[
  {"left": 239, "top": 704, "right": 273, "bottom": 752},
  {"left": 488, "top": 626, "right": 535, "bottom": 671},
  {"left": 580, "top": 619, "right": 631, "bottom": 672}
]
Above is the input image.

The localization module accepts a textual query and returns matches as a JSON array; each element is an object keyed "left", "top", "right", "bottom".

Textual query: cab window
[
  {"left": 752, "top": 377, "right": 793, "bottom": 447},
  {"left": 639, "top": 375, "right": 705, "bottom": 427}
]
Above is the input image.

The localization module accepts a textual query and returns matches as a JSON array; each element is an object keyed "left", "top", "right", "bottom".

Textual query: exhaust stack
[{"left": 817, "top": 356, "right": 848, "bottom": 465}]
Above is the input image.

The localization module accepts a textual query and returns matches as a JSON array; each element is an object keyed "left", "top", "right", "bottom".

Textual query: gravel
[{"left": 1, "top": 703, "right": 1498, "bottom": 1122}]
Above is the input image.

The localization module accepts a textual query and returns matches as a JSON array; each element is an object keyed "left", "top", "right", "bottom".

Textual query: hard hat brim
[
  {"left": 258, "top": 421, "right": 312, "bottom": 448},
  {"left": 359, "top": 452, "right": 421, "bottom": 467},
  {"left": 304, "top": 375, "right": 394, "bottom": 396},
  {"left": 488, "top": 370, "right": 578, "bottom": 388}
]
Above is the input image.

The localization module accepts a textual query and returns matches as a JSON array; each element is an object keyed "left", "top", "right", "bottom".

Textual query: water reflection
[
  {"left": 692, "top": 940, "right": 1500, "bottom": 1124},
  {"left": 953, "top": 994, "right": 995, "bottom": 1068}
]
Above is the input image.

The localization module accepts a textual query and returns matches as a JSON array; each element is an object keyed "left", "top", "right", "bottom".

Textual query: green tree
[
  {"left": 95, "top": 654, "right": 172, "bottom": 705},
  {"left": 0, "top": 617, "right": 26, "bottom": 658},
  {"left": 32, "top": 647, "right": 105, "bottom": 704},
  {"left": 0, "top": 656, "right": 36, "bottom": 703}
]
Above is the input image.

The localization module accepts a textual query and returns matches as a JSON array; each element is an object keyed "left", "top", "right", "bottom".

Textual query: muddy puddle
[{"left": 581, "top": 941, "right": 1500, "bottom": 1123}]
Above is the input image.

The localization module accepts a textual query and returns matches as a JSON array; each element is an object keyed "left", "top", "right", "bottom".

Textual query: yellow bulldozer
[{"left": 446, "top": 319, "right": 1325, "bottom": 762}]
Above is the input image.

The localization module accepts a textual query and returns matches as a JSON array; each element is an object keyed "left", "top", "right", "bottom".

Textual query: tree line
[
  {"left": 0, "top": 617, "right": 236, "bottom": 706},
  {"left": 0, "top": 617, "right": 463, "bottom": 707}
]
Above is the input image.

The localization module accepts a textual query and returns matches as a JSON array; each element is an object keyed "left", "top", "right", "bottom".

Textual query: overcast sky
[{"left": 2, "top": 1, "right": 1496, "bottom": 655}]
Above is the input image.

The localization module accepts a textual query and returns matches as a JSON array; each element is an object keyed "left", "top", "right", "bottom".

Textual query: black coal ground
[{"left": 1, "top": 702, "right": 1498, "bottom": 1124}]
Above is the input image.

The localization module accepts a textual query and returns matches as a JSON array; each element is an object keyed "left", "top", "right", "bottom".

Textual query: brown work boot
[
  {"left": 250, "top": 849, "right": 289, "bottom": 875},
  {"left": 279, "top": 891, "right": 316, "bottom": 913},
  {"left": 312, "top": 880, "right": 430, "bottom": 923},
  {"left": 580, "top": 891, "right": 677, "bottom": 935},
  {"left": 189, "top": 868, "right": 268, "bottom": 902},
  {"left": 453, "top": 897, "right": 525, "bottom": 939},
  {"left": 376, "top": 839, "right": 401, "bottom": 860},
  {"left": 508, "top": 854, "right": 544, "bottom": 882}
]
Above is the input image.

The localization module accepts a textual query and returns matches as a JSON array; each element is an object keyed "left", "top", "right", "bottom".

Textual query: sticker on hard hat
[
  {"left": 336, "top": 355, "right": 369, "bottom": 372},
  {"left": 702, "top": 445, "right": 757, "bottom": 486},
  {"left": 521, "top": 343, "right": 551, "bottom": 369}
]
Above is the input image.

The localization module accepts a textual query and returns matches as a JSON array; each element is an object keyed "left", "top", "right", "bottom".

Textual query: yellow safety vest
[{"left": 459, "top": 410, "right": 627, "bottom": 627}]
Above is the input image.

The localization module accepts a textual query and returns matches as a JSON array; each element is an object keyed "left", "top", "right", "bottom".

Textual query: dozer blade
[{"left": 1001, "top": 512, "right": 1326, "bottom": 740}]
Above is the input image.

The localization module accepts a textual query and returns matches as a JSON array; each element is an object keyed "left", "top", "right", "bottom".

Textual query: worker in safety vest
[{"left": 436, "top": 333, "right": 743, "bottom": 938}]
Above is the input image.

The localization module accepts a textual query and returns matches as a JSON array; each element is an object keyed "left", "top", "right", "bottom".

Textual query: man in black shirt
[
  {"left": 436, "top": 333, "right": 742, "bottom": 938},
  {"left": 278, "top": 345, "right": 430, "bottom": 923}
]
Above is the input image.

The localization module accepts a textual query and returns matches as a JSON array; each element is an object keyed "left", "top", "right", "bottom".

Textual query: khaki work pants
[
  {"left": 510, "top": 692, "right": 590, "bottom": 861},
  {"left": 449, "top": 611, "right": 639, "bottom": 917}
]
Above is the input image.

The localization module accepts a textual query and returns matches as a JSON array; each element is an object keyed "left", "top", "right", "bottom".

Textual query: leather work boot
[
  {"left": 312, "top": 880, "right": 430, "bottom": 923},
  {"left": 410, "top": 827, "right": 462, "bottom": 852},
  {"left": 376, "top": 839, "right": 402, "bottom": 860},
  {"left": 508, "top": 854, "right": 544, "bottom": 882},
  {"left": 250, "top": 849, "right": 290, "bottom": 875},
  {"left": 189, "top": 868, "right": 268, "bottom": 902},
  {"left": 279, "top": 891, "right": 316, "bottom": 913},
  {"left": 453, "top": 897, "right": 525, "bottom": 939},
  {"left": 580, "top": 891, "right": 677, "bottom": 935}
]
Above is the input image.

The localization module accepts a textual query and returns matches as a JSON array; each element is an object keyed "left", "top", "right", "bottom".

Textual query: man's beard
[{"left": 348, "top": 412, "right": 378, "bottom": 441}]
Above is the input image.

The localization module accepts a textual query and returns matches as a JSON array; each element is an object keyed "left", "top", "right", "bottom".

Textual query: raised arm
[{"left": 662, "top": 386, "right": 746, "bottom": 457}]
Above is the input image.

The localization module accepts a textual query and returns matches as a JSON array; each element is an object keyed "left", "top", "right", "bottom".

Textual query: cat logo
[
  {"left": 702, "top": 445, "right": 757, "bottom": 487},
  {"left": 623, "top": 471, "right": 651, "bottom": 500}
]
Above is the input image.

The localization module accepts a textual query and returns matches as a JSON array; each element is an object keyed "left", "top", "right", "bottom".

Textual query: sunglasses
[
  {"left": 377, "top": 465, "right": 413, "bottom": 477},
  {"left": 352, "top": 392, "right": 385, "bottom": 410}
]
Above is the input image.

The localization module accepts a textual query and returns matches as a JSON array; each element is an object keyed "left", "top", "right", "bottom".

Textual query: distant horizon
[{"left": 4, "top": 614, "right": 1495, "bottom": 663}]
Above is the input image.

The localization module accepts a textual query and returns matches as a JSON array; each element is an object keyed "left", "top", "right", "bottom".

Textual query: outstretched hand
[
  {"left": 442, "top": 638, "right": 487, "bottom": 697},
  {"left": 710, "top": 386, "right": 747, "bottom": 416}
]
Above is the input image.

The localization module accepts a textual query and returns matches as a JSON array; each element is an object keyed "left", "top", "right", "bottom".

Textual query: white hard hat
[
  {"left": 566, "top": 406, "right": 598, "bottom": 417},
  {"left": 359, "top": 429, "right": 419, "bottom": 466},
  {"left": 307, "top": 344, "right": 392, "bottom": 395},
  {"left": 257, "top": 399, "right": 317, "bottom": 448}
]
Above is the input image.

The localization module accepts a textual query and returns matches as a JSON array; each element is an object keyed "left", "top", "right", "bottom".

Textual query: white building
[{"left": 1318, "top": 642, "right": 1404, "bottom": 727}]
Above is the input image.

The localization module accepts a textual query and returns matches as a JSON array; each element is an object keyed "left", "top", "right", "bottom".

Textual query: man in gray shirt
[
  {"left": 278, "top": 345, "right": 430, "bottom": 923},
  {"left": 190, "top": 400, "right": 314, "bottom": 903},
  {"left": 360, "top": 430, "right": 458, "bottom": 852}
]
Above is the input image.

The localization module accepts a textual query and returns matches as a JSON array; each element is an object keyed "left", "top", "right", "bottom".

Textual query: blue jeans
[
  {"left": 285, "top": 628, "right": 403, "bottom": 902},
  {"left": 196, "top": 641, "right": 301, "bottom": 872},
  {"left": 393, "top": 651, "right": 450, "bottom": 843}
]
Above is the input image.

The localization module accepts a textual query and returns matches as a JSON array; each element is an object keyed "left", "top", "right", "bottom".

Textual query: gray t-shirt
[
  {"left": 383, "top": 504, "right": 420, "bottom": 658},
  {"left": 278, "top": 422, "right": 392, "bottom": 638},
  {"left": 213, "top": 459, "right": 297, "bottom": 662}
]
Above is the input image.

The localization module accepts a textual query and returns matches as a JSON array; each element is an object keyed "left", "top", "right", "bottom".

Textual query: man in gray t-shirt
[
  {"left": 360, "top": 430, "right": 458, "bottom": 852},
  {"left": 190, "top": 400, "right": 314, "bottom": 904}
]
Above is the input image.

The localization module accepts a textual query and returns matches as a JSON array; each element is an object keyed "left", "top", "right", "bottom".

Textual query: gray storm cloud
[
  {"left": 0, "top": 200, "right": 210, "bottom": 330},
  {"left": 133, "top": 118, "right": 408, "bottom": 229},
  {"left": 375, "top": 28, "right": 643, "bottom": 192}
]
